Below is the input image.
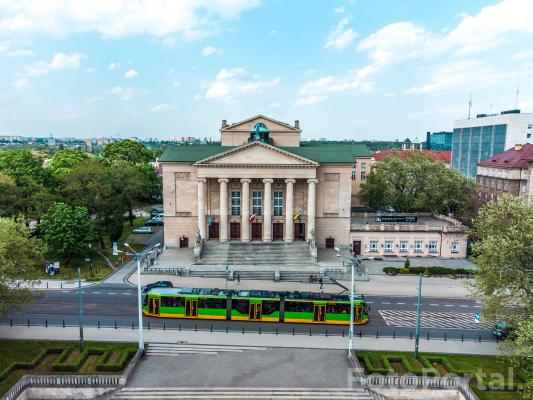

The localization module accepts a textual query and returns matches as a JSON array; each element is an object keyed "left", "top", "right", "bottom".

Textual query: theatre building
[{"left": 160, "top": 115, "right": 371, "bottom": 249}]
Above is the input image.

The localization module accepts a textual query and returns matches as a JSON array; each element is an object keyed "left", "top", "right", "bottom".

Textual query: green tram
[{"left": 143, "top": 288, "right": 368, "bottom": 325}]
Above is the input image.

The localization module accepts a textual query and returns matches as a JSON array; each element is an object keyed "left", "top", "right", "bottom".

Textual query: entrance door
[
  {"left": 148, "top": 297, "right": 160, "bottom": 316},
  {"left": 352, "top": 241, "right": 361, "bottom": 256},
  {"left": 185, "top": 299, "right": 198, "bottom": 317},
  {"left": 313, "top": 304, "right": 326, "bottom": 322},
  {"left": 209, "top": 223, "right": 219, "bottom": 239},
  {"left": 325, "top": 237, "right": 335, "bottom": 249},
  {"left": 251, "top": 223, "right": 262, "bottom": 240},
  {"left": 272, "top": 223, "right": 284, "bottom": 240},
  {"left": 179, "top": 237, "right": 188, "bottom": 248},
  {"left": 249, "top": 303, "right": 262, "bottom": 321},
  {"left": 230, "top": 223, "right": 241, "bottom": 240},
  {"left": 354, "top": 305, "right": 363, "bottom": 323},
  {"left": 294, "top": 223, "right": 305, "bottom": 241}
]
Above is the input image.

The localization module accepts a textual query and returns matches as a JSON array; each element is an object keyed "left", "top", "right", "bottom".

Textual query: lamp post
[
  {"left": 120, "top": 243, "right": 160, "bottom": 351},
  {"left": 415, "top": 272, "right": 422, "bottom": 358},
  {"left": 77, "top": 266, "right": 84, "bottom": 352}
]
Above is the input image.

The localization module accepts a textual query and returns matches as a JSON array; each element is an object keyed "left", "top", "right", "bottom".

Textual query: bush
[
  {"left": 52, "top": 347, "right": 106, "bottom": 372},
  {"left": 96, "top": 348, "right": 137, "bottom": 372},
  {"left": 404, "top": 259, "right": 410, "bottom": 268},
  {"left": 399, "top": 267, "right": 410, "bottom": 274},
  {"left": 0, "top": 348, "right": 64, "bottom": 381},
  {"left": 383, "top": 267, "right": 399, "bottom": 276}
]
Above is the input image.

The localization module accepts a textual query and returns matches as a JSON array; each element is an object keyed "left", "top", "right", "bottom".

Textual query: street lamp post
[
  {"left": 415, "top": 272, "right": 422, "bottom": 358},
  {"left": 77, "top": 266, "right": 84, "bottom": 352}
]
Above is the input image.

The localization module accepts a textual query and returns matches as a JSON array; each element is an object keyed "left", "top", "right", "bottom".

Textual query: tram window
[
  {"left": 285, "top": 301, "right": 313, "bottom": 313},
  {"left": 232, "top": 299, "right": 249, "bottom": 314},
  {"left": 143, "top": 296, "right": 148, "bottom": 306},
  {"left": 261, "top": 301, "right": 280, "bottom": 315},
  {"left": 326, "top": 303, "right": 349, "bottom": 314},
  {"left": 161, "top": 296, "right": 185, "bottom": 308},
  {"left": 198, "top": 298, "right": 226, "bottom": 309}
]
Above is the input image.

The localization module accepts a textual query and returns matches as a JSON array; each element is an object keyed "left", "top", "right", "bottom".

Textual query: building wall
[
  {"left": 220, "top": 116, "right": 301, "bottom": 147},
  {"left": 476, "top": 165, "right": 530, "bottom": 207},
  {"left": 351, "top": 157, "right": 373, "bottom": 207}
]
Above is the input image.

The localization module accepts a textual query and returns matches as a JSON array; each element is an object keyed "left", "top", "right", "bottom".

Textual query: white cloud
[
  {"left": 108, "top": 86, "right": 136, "bottom": 100},
  {"left": 150, "top": 103, "right": 170, "bottom": 112},
  {"left": 0, "top": 0, "right": 260, "bottom": 40},
  {"left": 333, "top": 6, "right": 345, "bottom": 14},
  {"left": 162, "top": 36, "right": 177, "bottom": 48},
  {"left": 124, "top": 69, "right": 138, "bottom": 79},
  {"left": 324, "top": 17, "right": 357, "bottom": 50},
  {"left": 269, "top": 29, "right": 277, "bottom": 35},
  {"left": 84, "top": 67, "right": 95, "bottom": 72},
  {"left": 13, "top": 52, "right": 85, "bottom": 86},
  {"left": 7, "top": 49, "right": 34, "bottom": 57},
  {"left": 295, "top": 95, "right": 328, "bottom": 106},
  {"left": 12, "top": 77, "right": 28, "bottom": 89},
  {"left": 269, "top": 102, "right": 281, "bottom": 108},
  {"left": 48, "top": 52, "right": 84, "bottom": 69},
  {"left": 201, "top": 46, "right": 223, "bottom": 57},
  {"left": 85, "top": 95, "right": 105, "bottom": 103},
  {"left": 108, "top": 62, "right": 120, "bottom": 70},
  {"left": 205, "top": 68, "right": 280, "bottom": 102},
  {"left": 172, "top": 80, "right": 181, "bottom": 87}
]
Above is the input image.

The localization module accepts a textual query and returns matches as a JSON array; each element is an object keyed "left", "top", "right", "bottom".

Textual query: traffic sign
[{"left": 113, "top": 242, "right": 118, "bottom": 256}]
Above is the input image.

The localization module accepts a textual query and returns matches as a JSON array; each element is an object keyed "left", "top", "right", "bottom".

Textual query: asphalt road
[{"left": 1, "top": 284, "right": 494, "bottom": 342}]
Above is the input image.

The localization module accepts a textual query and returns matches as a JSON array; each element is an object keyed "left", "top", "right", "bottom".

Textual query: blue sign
[{"left": 113, "top": 242, "right": 118, "bottom": 256}]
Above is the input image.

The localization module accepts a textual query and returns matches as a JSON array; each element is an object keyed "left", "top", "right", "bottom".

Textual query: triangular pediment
[
  {"left": 194, "top": 142, "right": 318, "bottom": 167},
  {"left": 222, "top": 115, "right": 300, "bottom": 133}
]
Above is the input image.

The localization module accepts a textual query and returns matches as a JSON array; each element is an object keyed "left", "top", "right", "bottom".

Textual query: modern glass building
[
  {"left": 426, "top": 131, "right": 453, "bottom": 151},
  {"left": 451, "top": 110, "right": 533, "bottom": 179}
]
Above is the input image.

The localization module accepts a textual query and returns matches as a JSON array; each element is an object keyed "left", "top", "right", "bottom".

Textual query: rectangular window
[
  {"left": 360, "top": 171, "right": 366, "bottom": 181},
  {"left": 451, "top": 242, "right": 459, "bottom": 254},
  {"left": 273, "top": 191, "right": 283, "bottom": 216},
  {"left": 429, "top": 240, "right": 438, "bottom": 253},
  {"left": 361, "top": 162, "right": 367, "bottom": 169},
  {"left": 399, "top": 241, "right": 408, "bottom": 253},
  {"left": 252, "top": 191, "right": 262, "bottom": 215},
  {"left": 285, "top": 301, "right": 313, "bottom": 313},
  {"left": 414, "top": 241, "right": 423, "bottom": 253},
  {"left": 490, "top": 179, "right": 495, "bottom": 188},
  {"left": 231, "top": 191, "right": 240, "bottom": 216},
  {"left": 497, "top": 180, "right": 502, "bottom": 189},
  {"left": 503, "top": 181, "right": 509, "bottom": 191},
  {"left": 351, "top": 171, "right": 356, "bottom": 180},
  {"left": 384, "top": 240, "right": 393, "bottom": 253},
  {"left": 369, "top": 240, "right": 378, "bottom": 252}
]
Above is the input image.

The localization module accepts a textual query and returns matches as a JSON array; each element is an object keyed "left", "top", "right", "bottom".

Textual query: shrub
[
  {"left": 52, "top": 347, "right": 106, "bottom": 372},
  {"left": 96, "top": 348, "right": 137, "bottom": 372},
  {"left": 399, "top": 267, "right": 410, "bottom": 274},
  {"left": 404, "top": 258, "right": 410, "bottom": 268},
  {"left": 0, "top": 347, "right": 64, "bottom": 381},
  {"left": 383, "top": 267, "right": 399, "bottom": 276}
]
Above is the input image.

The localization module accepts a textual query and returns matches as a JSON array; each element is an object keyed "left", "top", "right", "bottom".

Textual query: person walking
[
  {"left": 319, "top": 277, "right": 323, "bottom": 289},
  {"left": 236, "top": 273, "right": 241, "bottom": 285}
]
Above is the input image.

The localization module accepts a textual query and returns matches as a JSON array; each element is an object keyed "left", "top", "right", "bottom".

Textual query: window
[
  {"left": 360, "top": 171, "right": 366, "bottom": 181},
  {"left": 478, "top": 178, "right": 484, "bottom": 187},
  {"left": 285, "top": 301, "right": 313, "bottom": 313},
  {"left": 361, "top": 162, "right": 367, "bottom": 169},
  {"left": 252, "top": 191, "right": 262, "bottom": 215},
  {"left": 274, "top": 191, "right": 283, "bottom": 216},
  {"left": 429, "top": 240, "right": 438, "bottom": 253},
  {"left": 490, "top": 179, "right": 495, "bottom": 188},
  {"left": 451, "top": 242, "right": 459, "bottom": 254},
  {"left": 497, "top": 180, "right": 502, "bottom": 189},
  {"left": 261, "top": 300, "right": 280, "bottom": 315},
  {"left": 528, "top": 123, "right": 532, "bottom": 129},
  {"left": 351, "top": 171, "right": 356, "bottom": 180},
  {"left": 503, "top": 181, "right": 509, "bottom": 191},
  {"left": 399, "top": 241, "right": 408, "bottom": 253},
  {"left": 231, "top": 299, "right": 249, "bottom": 314},
  {"left": 369, "top": 240, "right": 378, "bottom": 252},
  {"left": 384, "top": 240, "right": 393, "bottom": 253},
  {"left": 231, "top": 191, "right": 241, "bottom": 215},
  {"left": 198, "top": 297, "right": 226, "bottom": 309},
  {"left": 414, "top": 241, "right": 423, "bottom": 253},
  {"left": 326, "top": 303, "right": 350, "bottom": 314},
  {"left": 161, "top": 296, "right": 185, "bottom": 308}
]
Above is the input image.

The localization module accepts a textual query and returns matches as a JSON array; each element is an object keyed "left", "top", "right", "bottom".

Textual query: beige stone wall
[
  {"left": 316, "top": 217, "right": 351, "bottom": 248},
  {"left": 316, "top": 165, "right": 352, "bottom": 218},
  {"left": 349, "top": 231, "right": 467, "bottom": 258},
  {"left": 220, "top": 116, "right": 300, "bottom": 147},
  {"left": 351, "top": 157, "right": 374, "bottom": 207}
]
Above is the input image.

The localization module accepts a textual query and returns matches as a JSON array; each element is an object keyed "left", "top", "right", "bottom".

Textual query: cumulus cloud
[
  {"left": 124, "top": 69, "right": 138, "bottom": 79},
  {"left": 0, "top": 0, "right": 260, "bottom": 40},
  {"left": 205, "top": 68, "right": 280, "bottom": 102},
  {"left": 295, "top": 73, "right": 374, "bottom": 105},
  {"left": 12, "top": 77, "right": 28, "bottom": 89},
  {"left": 333, "top": 6, "right": 345, "bottom": 14},
  {"left": 295, "top": 95, "right": 327, "bottom": 106},
  {"left": 324, "top": 17, "right": 357, "bottom": 50},
  {"left": 12, "top": 52, "right": 85, "bottom": 87},
  {"left": 48, "top": 52, "right": 84, "bottom": 69},
  {"left": 150, "top": 103, "right": 173, "bottom": 112},
  {"left": 201, "top": 46, "right": 223, "bottom": 57},
  {"left": 7, "top": 49, "right": 34, "bottom": 57},
  {"left": 108, "top": 86, "right": 136, "bottom": 100},
  {"left": 108, "top": 62, "right": 120, "bottom": 70}
]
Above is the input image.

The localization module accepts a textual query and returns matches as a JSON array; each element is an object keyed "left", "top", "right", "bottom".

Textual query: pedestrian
[
  {"left": 309, "top": 274, "right": 314, "bottom": 283},
  {"left": 236, "top": 273, "right": 240, "bottom": 285},
  {"left": 319, "top": 277, "right": 323, "bottom": 289}
]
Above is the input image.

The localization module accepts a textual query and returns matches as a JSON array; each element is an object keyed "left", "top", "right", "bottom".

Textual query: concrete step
[
  {"left": 112, "top": 388, "right": 374, "bottom": 399},
  {"left": 145, "top": 343, "right": 268, "bottom": 357}
]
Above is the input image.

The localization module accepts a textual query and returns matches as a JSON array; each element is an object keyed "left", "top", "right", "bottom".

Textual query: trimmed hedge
[
  {"left": 382, "top": 266, "right": 476, "bottom": 276},
  {"left": 0, "top": 347, "right": 64, "bottom": 381},
  {"left": 96, "top": 348, "right": 137, "bottom": 372}
]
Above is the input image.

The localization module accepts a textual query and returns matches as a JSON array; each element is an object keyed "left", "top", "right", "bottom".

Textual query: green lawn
[
  {"left": 0, "top": 340, "right": 137, "bottom": 396},
  {"left": 357, "top": 350, "right": 524, "bottom": 400}
]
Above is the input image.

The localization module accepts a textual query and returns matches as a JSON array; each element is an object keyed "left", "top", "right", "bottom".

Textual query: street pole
[
  {"left": 136, "top": 255, "right": 144, "bottom": 350},
  {"left": 349, "top": 258, "right": 355, "bottom": 354},
  {"left": 415, "top": 272, "right": 422, "bottom": 358},
  {"left": 77, "top": 267, "right": 84, "bottom": 352}
]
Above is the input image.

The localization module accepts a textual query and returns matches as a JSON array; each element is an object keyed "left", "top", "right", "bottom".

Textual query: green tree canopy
[
  {"left": 359, "top": 152, "right": 475, "bottom": 214},
  {"left": 41, "top": 203, "right": 97, "bottom": 266},
  {"left": 101, "top": 139, "right": 154, "bottom": 165},
  {"left": 0, "top": 149, "right": 49, "bottom": 184},
  {"left": 0, "top": 217, "right": 44, "bottom": 315},
  {"left": 49, "top": 148, "right": 89, "bottom": 176}
]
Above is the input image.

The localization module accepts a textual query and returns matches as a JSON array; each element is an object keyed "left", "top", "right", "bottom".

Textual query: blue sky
[{"left": 1, "top": 0, "right": 533, "bottom": 140}]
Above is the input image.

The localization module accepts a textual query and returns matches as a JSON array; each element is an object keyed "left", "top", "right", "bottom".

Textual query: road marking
[
  {"left": 108, "top": 292, "right": 117, "bottom": 295},
  {"left": 396, "top": 302, "right": 405, "bottom": 305},
  {"left": 92, "top": 292, "right": 100, "bottom": 294},
  {"left": 61, "top": 290, "right": 69, "bottom": 293},
  {"left": 378, "top": 309, "right": 491, "bottom": 330},
  {"left": 366, "top": 301, "right": 374, "bottom": 304},
  {"left": 473, "top": 306, "right": 482, "bottom": 308},
  {"left": 429, "top": 303, "right": 439, "bottom": 306},
  {"left": 444, "top": 304, "right": 454, "bottom": 307},
  {"left": 460, "top": 305, "right": 469, "bottom": 308},
  {"left": 122, "top": 292, "right": 131, "bottom": 295},
  {"left": 381, "top": 302, "right": 391, "bottom": 304}
]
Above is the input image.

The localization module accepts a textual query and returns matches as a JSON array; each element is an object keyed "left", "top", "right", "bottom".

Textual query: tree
[
  {"left": 359, "top": 152, "right": 475, "bottom": 214},
  {"left": 101, "top": 139, "right": 154, "bottom": 165},
  {"left": 0, "top": 149, "right": 49, "bottom": 184},
  {"left": 0, "top": 218, "right": 44, "bottom": 315},
  {"left": 469, "top": 195, "right": 533, "bottom": 397},
  {"left": 49, "top": 148, "right": 89, "bottom": 176},
  {"left": 40, "top": 203, "right": 97, "bottom": 266}
]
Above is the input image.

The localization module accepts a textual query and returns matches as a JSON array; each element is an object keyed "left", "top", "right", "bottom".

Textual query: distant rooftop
[
  {"left": 373, "top": 149, "right": 451, "bottom": 164},
  {"left": 478, "top": 143, "right": 533, "bottom": 169}
]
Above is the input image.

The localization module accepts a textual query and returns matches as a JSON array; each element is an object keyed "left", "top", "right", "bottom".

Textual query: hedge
[
  {"left": 383, "top": 266, "right": 476, "bottom": 276},
  {"left": 0, "top": 347, "right": 64, "bottom": 381},
  {"left": 96, "top": 348, "right": 137, "bottom": 372}
]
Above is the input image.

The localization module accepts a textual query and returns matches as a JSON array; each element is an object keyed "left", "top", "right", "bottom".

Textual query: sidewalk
[
  {"left": 132, "top": 274, "right": 475, "bottom": 299},
  {"left": 0, "top": 325, "right": 499, "bottom": 355},
  {"left": 29, "top": 280, "right": 97, "bottom": 289}
]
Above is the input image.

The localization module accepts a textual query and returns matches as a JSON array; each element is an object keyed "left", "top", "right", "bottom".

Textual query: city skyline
[{"left": 1, "top": 0, "right": 532, "bottom": 139}]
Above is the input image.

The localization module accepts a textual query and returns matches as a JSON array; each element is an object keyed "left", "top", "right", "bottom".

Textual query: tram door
[
  {"left": 185, "top": 299, "right": 198, "bottom": 317},
  {"left": 249, "top": 303, "right": 262, "bottom": 321},
  {"left": 354, "top": 305, "right": 363, "bottom": 323},
  {"left": 148, "top": 297, "right": 160, "bottom": 316},
  {"left": 313, "top": 304, "right": 326, "bottom": 322}
]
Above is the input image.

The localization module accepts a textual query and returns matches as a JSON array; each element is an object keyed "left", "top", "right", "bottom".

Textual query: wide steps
[
  {"left": 145, "top": 343, "right": 267, "bottom": 357},
  {"left": 112, "top": 388, "right": 374, "bottom": 399}
]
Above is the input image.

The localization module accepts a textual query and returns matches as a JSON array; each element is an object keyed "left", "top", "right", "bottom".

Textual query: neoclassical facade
[{"left": 160, "top": 115, "right": 371, "bottom": 249}]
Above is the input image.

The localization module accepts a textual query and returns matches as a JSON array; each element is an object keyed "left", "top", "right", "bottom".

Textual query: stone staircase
[
  {"left": 145, "top": 343, "right": 267, "bottom": 357},
  {"left": 111, "top": 388, "right": 375, "bottom": 399},
  {"left": 197, "top": 241, "right": 314, "bottom": 267}
]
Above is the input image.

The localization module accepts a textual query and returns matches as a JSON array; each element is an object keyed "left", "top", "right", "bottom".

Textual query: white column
[
  {"left": 307, "top": 178, "right": 317, "bottom": 240},
  {"left": 197, "top": 178, "right": 206, "bottom": 241},
  {"left": 284, "top": 178, "right": 295, "bottom": 242},
  {"left": 240, "top": 178, "right": 251, "bottom": 242},
  {"left": 218, "top": 178, "right": 229, "bottom": 242},
  {"left": 263, "top": 179, "right": 273, "bottom": 242}
]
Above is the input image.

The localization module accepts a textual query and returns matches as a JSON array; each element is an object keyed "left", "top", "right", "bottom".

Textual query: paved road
[{"left": 1, "top": 286, "right": 493, "bottom": 342}]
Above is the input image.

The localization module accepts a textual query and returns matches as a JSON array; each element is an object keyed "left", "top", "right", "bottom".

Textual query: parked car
[
  {"left": 146, "top": 218, "right": 164, "bottom": 226},
  {"left": 133, "top": 226, "right": 152, "bottom": 234},
  {"left": 492, "top": 322, "right": 514, "bottom": 339},
  {"left": 141, "top": 280, "right": 173, "bottom": 294},
  {"left": 150, "top": 208, "right": 164, "bottom": 218}
]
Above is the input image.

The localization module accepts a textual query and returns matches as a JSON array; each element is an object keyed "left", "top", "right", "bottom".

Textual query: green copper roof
[{"left": 159, "top": 141, "right": 371, "bottom": 164}]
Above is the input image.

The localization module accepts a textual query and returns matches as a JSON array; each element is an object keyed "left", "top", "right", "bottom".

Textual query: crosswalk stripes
[
  {"left": 146, "top": 343, "right": 268, "bottom": 357},
  {"left": 378, "top": 309, "right": 492, "bottom": 330},
  {"left": 111, "top": 388, "right": 375, "bottom": 399}
]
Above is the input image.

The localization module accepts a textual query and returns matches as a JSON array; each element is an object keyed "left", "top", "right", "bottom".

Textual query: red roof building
[{"left": 372, "top": 149, "right": 452, "bottom": 165}]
